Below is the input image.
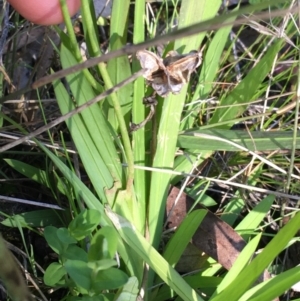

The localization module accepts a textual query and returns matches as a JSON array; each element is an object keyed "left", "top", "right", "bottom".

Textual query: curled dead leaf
[{"left": 136, "top": 49, "right": 202, "bottom": 97}]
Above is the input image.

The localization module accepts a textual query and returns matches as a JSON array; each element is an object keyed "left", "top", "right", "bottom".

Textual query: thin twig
[
  {"left": 131, "top": 164, "right": 300, "bottom": 201},
  {"left": 130, "top": 102, "right": 156, "bottom": 132},
  {"left": 0, "top": 70, "right": 144, "bottom": 152},
  {"left": 0, "top": 4, "right": 295, "bottom": 103},
  {"left": 32, "top": 6, "right": 294, "bottom": 89}
]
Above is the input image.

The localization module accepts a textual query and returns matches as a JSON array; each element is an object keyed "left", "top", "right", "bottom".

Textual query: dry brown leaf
[{"left": 166, "top": 186, "right": 277, "bottom": 299}]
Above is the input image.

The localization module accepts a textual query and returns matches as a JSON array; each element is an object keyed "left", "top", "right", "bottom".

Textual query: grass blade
[
  {"left": 241, "top": 267, "right": 300, "bottom": 301},
  {"left": 163, "top": 209, "right": 207, "bottom": 266},
  {"left": 106, "top": 207, "right": 205, "bottom": 301},
  {"left": 177, "top": 129, "right": 300, "bottom": 151},
  {"left": 209, "top": 39, "right": 283, "bottom": 126},
  {"left": 210, "top": 212, "right": 300, "bottom": 301}
]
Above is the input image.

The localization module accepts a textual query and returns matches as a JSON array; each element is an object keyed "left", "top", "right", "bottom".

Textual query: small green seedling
[{"left": 43, "top": 209, "right": 135, "bottom": 300}]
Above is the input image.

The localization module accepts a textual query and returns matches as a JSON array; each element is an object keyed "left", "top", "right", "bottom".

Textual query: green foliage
[
  {"left": 163, "top": 210, "right": 207, "bottom": 266},
  {"left": 210, "top": 40, "right": 283, "bottom": 126},
  {"left": 211, "top": 212, "right": 300, "bottom": 301},
  {"left": 2, "top": 0, "right": 299, "bottom": 300},
  {"left": 43, "top": 209, "right": 131, "bottom": 299},
  {"left": 88, "top": 227, "right": 118, "bottom": 261},
  {"left": 68, "top": 209, "right": 101, "bottom": 240},
  {"left": 1, "top": 209, "right": 63, "bottom": 227}
]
